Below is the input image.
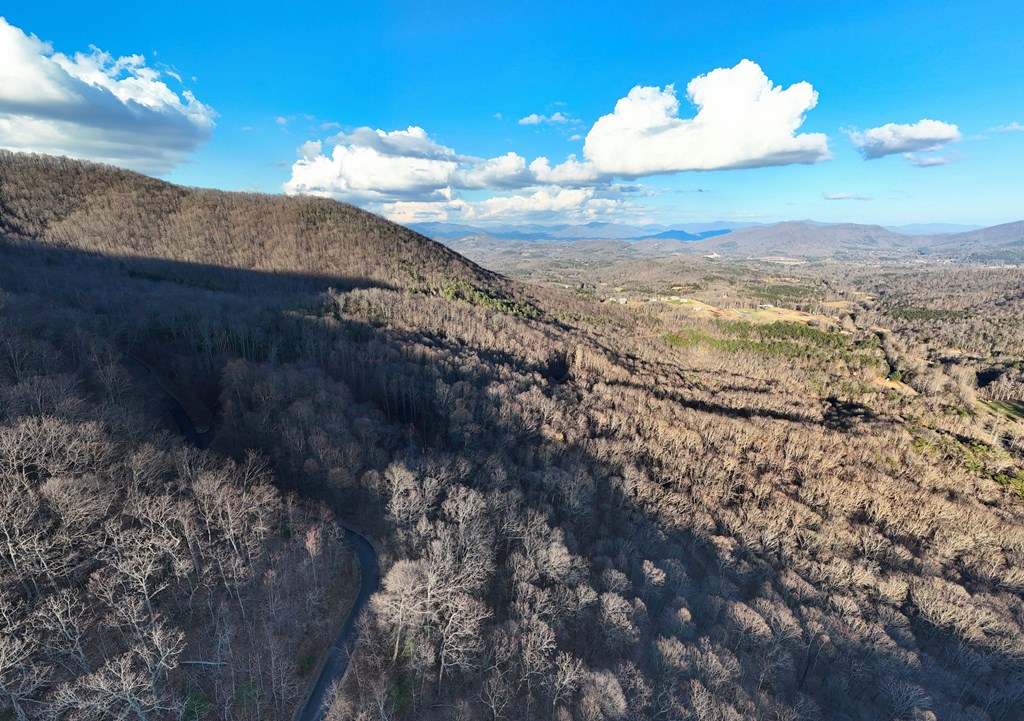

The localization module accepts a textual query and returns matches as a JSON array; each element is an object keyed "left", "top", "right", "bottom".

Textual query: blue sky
[{"left": 1, "top": 1, "right": 1022, "bottom": 227}]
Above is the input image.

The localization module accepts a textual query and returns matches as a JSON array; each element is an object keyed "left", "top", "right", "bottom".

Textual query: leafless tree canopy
[{"left": 1, "top": 151, "right": 1023, "bottom": 721}]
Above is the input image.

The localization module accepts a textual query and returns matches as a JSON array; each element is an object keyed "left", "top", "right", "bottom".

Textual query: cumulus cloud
[
  {"left": 823, "top": 192, "right": 872, "bottom": 201},
  {"left": 379, "top": 185, "right": 634, "bottom": 225},
  {"left": 377, "top": 199, "right": 465, "bottom": 224},
  {"left": 283, "top": 134, "right": 459, "bottom": 201},
  {"left": 455, "top": 152, "right": 533, "bottom": 189},
  {"left": 330, "top": 126, "right": 460, "bottom": 160},
  {"left": 297, "top": 140, "right": 321, "bottom": 160},
  {"left": 902, "top": 153, "right": 956, "bottom": 167},
  {"left": 285, "top": 59, "right": 830, "bottom": 222},
  {"left": 989, "top": 121, "right": 1024, "bottom": 133},
  {"left": 579, "top": 60, "right": 830, "bottom": 176},
  {"left": 285, "top": 127, "right": 547, "bottom": 200},
  {"left": 847, "top": 119, "right": 960, "bottom": 160},
  {"left": 464, "top": 186, "right": 594, "bottom": 219},
  {"left": 0, "top": 17, "right": 214, "bottom": 173},
  {"left": 519, "top": 111, "right": 572, "bottom": 125},
  {"left": 528, "top": 155, "right": 599, "bottom": 185}
]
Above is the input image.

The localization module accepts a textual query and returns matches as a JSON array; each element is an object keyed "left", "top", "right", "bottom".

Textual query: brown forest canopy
[
  {"left": 0, "top": 149, "right": 516, "bottom": 296},
  {"left": 1, "top": 150, "right": 1023, "bottom": 721}
]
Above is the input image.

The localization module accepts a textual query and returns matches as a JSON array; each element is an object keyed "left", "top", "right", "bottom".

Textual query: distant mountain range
[
  {"left": 436, "top": 220, "right": 1024, "bottom": 267},
  {"left": 688, "top": 220, "right": 1024, "bottom": 261},
  {"left": 408, "top": 221, "right": 736, "bottom": 242},
  {"left": 884, "top": 222, "right": 984, "bottom": 235},
  {"left": 409, "top": 219, "right": 990, "bottom": 246}
]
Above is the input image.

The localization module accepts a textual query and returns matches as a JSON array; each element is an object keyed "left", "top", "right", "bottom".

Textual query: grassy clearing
[
  {"left": 982, "top": 400, "right": 1024, "bottom": 420},
  {"left": 664, "top": 298, "right": 840, "bottom": 327}
]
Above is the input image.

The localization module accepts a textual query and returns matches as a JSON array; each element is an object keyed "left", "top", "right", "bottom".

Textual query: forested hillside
[
  {"left": 0, "top": 269, "right": 356, "bottom": 720},
  {"left": 0, "top": 151, "right": 518, "bottom": 300},
  {"left": 2, "top": 151, "right": 1023, "bottom": 721}
]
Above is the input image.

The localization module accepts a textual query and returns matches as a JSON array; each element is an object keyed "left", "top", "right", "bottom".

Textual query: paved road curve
[
  {"left": 137, "top": 357, "right": 380, "bottom": 721},
  {"left": 295, "top": 524, "right": 380, "bottom": 721}
]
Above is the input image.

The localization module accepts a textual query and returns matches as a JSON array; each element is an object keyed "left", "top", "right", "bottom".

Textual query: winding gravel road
[{"left": 137, "top": 358, "right": 380, "bottom": 721}]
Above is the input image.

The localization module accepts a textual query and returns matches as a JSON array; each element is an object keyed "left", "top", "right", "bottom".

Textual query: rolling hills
[
  {"left": 688, "top": 220, "right": 1024, "bottom": 261},
  {"left": 432, "top": 219, "right": 1024, "bottom": 275},
  {"left": 410, "top": 220, "right": 734, "bottom": 242}
]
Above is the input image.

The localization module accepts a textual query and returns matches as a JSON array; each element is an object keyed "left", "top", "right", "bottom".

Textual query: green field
[{"left": 982, "top": 400, "right": 1024, "bottom": 420}]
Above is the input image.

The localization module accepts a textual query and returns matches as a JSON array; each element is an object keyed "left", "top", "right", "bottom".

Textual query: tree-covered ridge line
[{"left": 0, "top": 151, "right": 507, "bottom": 300}]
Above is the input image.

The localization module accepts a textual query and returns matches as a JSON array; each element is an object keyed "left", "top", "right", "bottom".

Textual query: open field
[
  {"left": 664, "top": 297, "right": 842, "bottom": 327},
  {"left": 983, "top": 400, "right": 1024, "bottom": 420}
]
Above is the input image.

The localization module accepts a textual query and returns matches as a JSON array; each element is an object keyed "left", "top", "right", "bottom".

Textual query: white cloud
[
  {"left": 823, "top": 192, "right": 872, "bottom": 200},
  {"left": 285, "top": 125, "right": 610, "bottom": 203},
  {"left": 330, "top": 126, "right": 459, "bottom": 160},
  {"left": 464, "top": 186, "right": 593, "bottom": 219},
  {"left": 847, "top": 119, "right": 960, "bottom": 159},
  {"left": 455, "top": 152, "right": 533, "bottom": 189},
  {"left": 378, "top": 199, "right": 466, "bottom": 224},
  {"left": 378, "top": 185, "right": 634, "bottom": 224},
  {"left": 526, "top": 155, "right": 594, "bottom": 185},
  {"left": 285, "top": 127, "right": 547, "bottom": 200},
  {"left": 579, "top": 60, "right": 829, "bottom": 176},
  {"left": 0, "top": 17, "right": 214, "bottom": 173},
  {"left": 519, "top": 111, "right": 572, "bottom": 125},
  {"left": 284, "top": 140, "right": 458, "bottom": 201},
  {"left": 285, "top": 60, "right": 830, "bottom": 222},
  {"left": 902, "top": 152, "right": 956, "bottom": 167},
  {"left": 297, "top": 139, "right": 321, "bottom": 161},
  {"left": 989, "top": 121, "right": 1024, "bottom": 133}
]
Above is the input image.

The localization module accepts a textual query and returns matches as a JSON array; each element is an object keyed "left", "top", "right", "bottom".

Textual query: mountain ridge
[
  {"left": 687, "top": 219, "right": 1024, "bottom": 260},
  {"left": 0, "top": 150, "right": 517, "bottom": 298},
  {"left": 409, "top": 220, "right": 746, "bottom": 242}
]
